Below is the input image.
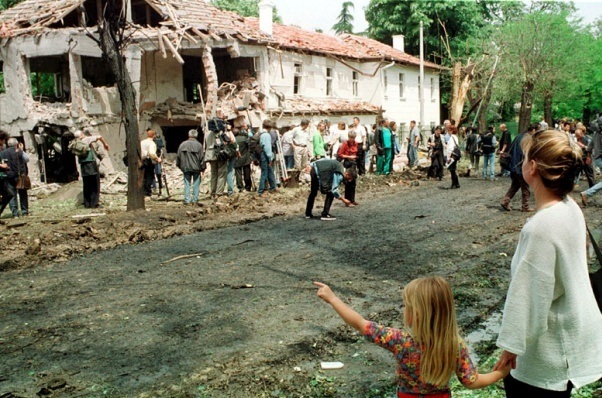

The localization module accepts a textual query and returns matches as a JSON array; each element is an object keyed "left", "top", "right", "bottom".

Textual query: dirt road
[{"left": 1, "top": 176, "right": 598, "bottom": 397}]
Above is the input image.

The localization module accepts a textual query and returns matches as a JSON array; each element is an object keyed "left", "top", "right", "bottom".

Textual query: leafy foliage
[
  {"left": 332, "top": 1, "right": 355, "bottom": 35},
  {"left": 0, "top": 0, "right": 22, "bottom": 10},
  {"left": 210, "top": 0, "right": 282, "bottom": 23}
]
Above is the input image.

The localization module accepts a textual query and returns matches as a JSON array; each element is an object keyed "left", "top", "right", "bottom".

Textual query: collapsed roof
[{"left": 0, "top": 0, "right": 440, "bottom": 70}]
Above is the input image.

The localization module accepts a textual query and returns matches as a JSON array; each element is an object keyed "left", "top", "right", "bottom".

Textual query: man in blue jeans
[
  {"left": 176, "top": 129, "right": 204, "bottom": 205},
  {"left": 581, "top": 126, "right": 602, "bottom": 206},
  {"left": 481, "top": 126, "right": 497, "bottom": 180},
  {"left": 257, "top": 119, "right": 277, "bottom": 196}
]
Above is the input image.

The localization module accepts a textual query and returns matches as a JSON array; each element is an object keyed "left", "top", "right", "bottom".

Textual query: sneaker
[
  {"left": 581, "top": 192, "right": 588, "bottom": 207},
  {"left": 305, "top": 215, "right": 313, "bottom": 219},
  {"left": 320, "top": 215, "right": 337, "bottom": 221}
]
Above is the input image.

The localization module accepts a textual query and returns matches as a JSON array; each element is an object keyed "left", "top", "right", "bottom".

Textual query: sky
[{"left": 274, "top": 0, "right": 602, "bottom": 35}]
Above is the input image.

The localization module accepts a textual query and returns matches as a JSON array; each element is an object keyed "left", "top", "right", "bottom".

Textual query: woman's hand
[
  {"left": 314, "top": 282, "right": 336, "bottom": 303},
  {"left": 493, "top": 350, "right": 517, "bottom": 371}
]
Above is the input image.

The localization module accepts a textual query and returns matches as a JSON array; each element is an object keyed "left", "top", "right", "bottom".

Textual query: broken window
[
  {"left": 0, "top": 61, "right": 4, "bottom": 94},
  {"left": 161, "top": 126, "right": 203, "bottom": 154},
  {"left": 182, "top": 55, "right": 204, "bottom": 103},
  {"left": 383, "top": 71, "right": 388, "bottom": 100},
  {"left": 28, "top": 55, "right": 70, "bottom": 103},
  {"left": 294, "top": 63, "right": 302, "bottom": 95},
  {"left": 326, "top": 67, "right": 333, "bottom": 97},
  {"left": 82, "top": 56, "right": 116, "bottom": 87},
  {"left": 430, "top": 77, "right": 435, "bottom": 100},
  {"left": 352, "top": 71, "right": 358, "bottom": 97},
  {"left": 213, "top": 49, "right": 256, "bottom": 85}
]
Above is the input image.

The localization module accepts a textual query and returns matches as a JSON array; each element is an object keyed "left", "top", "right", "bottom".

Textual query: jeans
[
  {"left": 407, "top": 144, "right": 418, "bottom": 167},
  {"left": 482, "top": 153, "right": 495, "bottom": 180},
  {"left": 258, "top": 152, "right": 276, "bottom": 194},
  {"left": 0, "top": 178, "right": 15, "bottom": 217},
  {"left": 584, "top": 158, "right": 602, "bottom": 198},
  {"left": 284, "top": 155, "right": 294, "bottom": 170},
  {"left": 183, "top": 171, "right": 201, "bottom": 203},
  {"left": 226, "top": 158, "right": 236, "bottom": 195}
]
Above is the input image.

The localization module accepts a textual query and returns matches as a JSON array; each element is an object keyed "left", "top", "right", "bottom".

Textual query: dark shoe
[
  {"left": 351, "top": 201, "right": 359, "bottom": 206},
  {"left": 581, "top": 192, "right": 588, "bottom": 207},
  {"left": 320, "top": 215, "right": 337, "bottom": 221},
  {"left": 500, "top": 202, "right": 511, "bottom": 211}
]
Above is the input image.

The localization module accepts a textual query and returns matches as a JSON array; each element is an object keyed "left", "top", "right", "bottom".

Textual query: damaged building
[{"left": 0, "top": 0, "right": 441, "bottom": 183}]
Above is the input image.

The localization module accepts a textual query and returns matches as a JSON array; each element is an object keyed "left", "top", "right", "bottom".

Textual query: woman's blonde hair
[
  {"left": 403, "top": 276, "right": 459, "bottom": 387},
  {"left": 521, "top": 129, "right": 582, "bottom": 197}
]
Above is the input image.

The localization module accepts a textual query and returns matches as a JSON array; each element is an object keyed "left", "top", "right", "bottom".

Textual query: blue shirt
[{"left": 260, "top": 131, "right": 274, "bottom": 161}]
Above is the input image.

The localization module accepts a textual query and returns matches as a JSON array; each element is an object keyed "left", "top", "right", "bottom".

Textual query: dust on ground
[{"left": 1, "top": 169, "right": 600, "bottom": 397}]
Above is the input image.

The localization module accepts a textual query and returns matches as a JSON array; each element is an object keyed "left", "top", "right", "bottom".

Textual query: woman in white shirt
[
  {"left": 445, "top": 126, "right": 460, "bottom": 189},
  {"left": 494, "top": 129, "right": 602, "bottom": 397}
]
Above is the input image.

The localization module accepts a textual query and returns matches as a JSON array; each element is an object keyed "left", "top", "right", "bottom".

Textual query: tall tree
[
  {"left": 333, "top": 1, "right": 354, "bottom": 35},
  {"left": 94, "top": 2, "right": 145, "bottom": 211},
  {"left": 210, "top": 0, "right": 282, "bottom": 23}
]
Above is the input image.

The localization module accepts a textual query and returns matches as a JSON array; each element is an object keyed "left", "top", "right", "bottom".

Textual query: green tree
[
  {"left": 0, "top": 0, "right": 22, "bottom": 10},
  {"left": 210, "top": 0, "right": 282, "bottom": 23},
  {"left": 332, "top": 1, "right": 354, "bottom": 35}
]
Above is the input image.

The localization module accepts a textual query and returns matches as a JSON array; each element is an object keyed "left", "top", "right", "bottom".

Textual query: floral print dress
[{"left": 364, "top": 322, "right": 477, "bottom": 395}]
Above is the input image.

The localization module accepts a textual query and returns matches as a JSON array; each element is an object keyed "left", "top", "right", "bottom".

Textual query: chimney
[
  {"left": 258, "top": 0, "right": 274, "bottom": 36},
  {"left": 392, "top": 35, "right": 405, "bottom": 53}
]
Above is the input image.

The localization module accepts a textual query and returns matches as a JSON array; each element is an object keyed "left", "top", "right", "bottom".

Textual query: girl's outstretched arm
[
  {"left": 314, "top": 282, "right": 370, "bottom": 333},
  {"left": 465, "top": 367, "right": 510, "bottom": 390}
]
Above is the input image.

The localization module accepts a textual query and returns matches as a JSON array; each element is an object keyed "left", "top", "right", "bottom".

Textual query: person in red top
[{"left": 337, "top": 131, "right": 359, "bottom": 205}]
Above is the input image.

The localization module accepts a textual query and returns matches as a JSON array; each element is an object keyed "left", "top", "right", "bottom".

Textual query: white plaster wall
[
  {"left": 381, "top": 65, "right": 440, "bottom": 133},
  {"left": 139, "top": 51, "right": 184, "bottom": 104}
]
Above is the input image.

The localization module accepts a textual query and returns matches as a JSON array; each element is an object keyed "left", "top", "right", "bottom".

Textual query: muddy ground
[{"left": 1, "top": 169, "right": 601, "bottom": 397}]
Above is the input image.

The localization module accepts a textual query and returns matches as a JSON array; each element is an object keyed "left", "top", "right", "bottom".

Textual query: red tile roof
[{"left": 282, "top": 96, "right": 381, "bottom": 115}]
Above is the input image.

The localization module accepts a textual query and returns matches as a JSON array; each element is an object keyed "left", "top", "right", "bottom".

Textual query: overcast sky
[{"left": 275, "top": 0, "right": 602, "bottom": 35}]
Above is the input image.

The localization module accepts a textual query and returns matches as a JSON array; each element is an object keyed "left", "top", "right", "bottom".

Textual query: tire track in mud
[{"left": 0, "top": 176, "right": 569, "bottom": 397}]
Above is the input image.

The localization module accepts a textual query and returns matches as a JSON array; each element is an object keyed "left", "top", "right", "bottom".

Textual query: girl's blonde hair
[
  {"left": 521, "top": 129, "right": 582, "bottom": 197},
  {"left": 403, "top": 276, "right": 459, "bottom": 387}
]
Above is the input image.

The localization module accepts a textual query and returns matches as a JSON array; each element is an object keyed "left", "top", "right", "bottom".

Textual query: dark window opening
[
  {"left": 29, "top": 55, "right": 70, "bottom": 103},
  {"left": 34, "top": 124, "right": 79, "bottom": 183},
  {"left": 182, "top": 55, "right": 204, "bottom": 103},
  {"left": 162, "top": 125, "right": 205, "bottom": 154},
  {"left": 51, "top": 0, "right": 162, "bottom": 28},
  {"left": 294, "top": 62, "right": 302, "bottom": 95},
  {"left": 0, "top": 61, "right": 5, "bottom": 94},
  {"left": 213, "top": 49, "right": 256, "bottom": 85},
  {"left": 82, "top": 56, "right": 116, "bottom": 87}
]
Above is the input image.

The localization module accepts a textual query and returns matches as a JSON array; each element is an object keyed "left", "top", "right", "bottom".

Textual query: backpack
[
  {"left": 249, "top": 132, "right": 264, "bottom": 160},
  {"left": 215, "top": 132, "right": 236, "bottom": 161},
  {"left": 68, "top": 139, "right": 90, "bottom": 157}
]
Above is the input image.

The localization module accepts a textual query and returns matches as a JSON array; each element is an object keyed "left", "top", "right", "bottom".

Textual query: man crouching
[{"left": 305, "top": 158, "right": 354, "bottom": 221}]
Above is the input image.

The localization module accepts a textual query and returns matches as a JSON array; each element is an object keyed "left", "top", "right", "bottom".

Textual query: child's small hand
[{"left": 314, "top": 281, "right": 336, "bottom": 303}]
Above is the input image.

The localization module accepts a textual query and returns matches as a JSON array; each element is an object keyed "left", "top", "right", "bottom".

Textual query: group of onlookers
[{"left": 0, "top": 130, "right": 30, "bottom": 219}]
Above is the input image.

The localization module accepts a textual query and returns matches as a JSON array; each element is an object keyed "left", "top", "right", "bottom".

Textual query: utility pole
[{"left": 419, "top": 21, "right": 425, "bottom": 132}]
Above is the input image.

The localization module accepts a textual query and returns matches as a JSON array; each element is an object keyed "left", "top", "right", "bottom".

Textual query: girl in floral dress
[{"left": 314, "top": 276, "right": 509, "bottom": 397}]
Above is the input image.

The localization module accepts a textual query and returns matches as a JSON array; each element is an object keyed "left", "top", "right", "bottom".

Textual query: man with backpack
[{"left": 70, "top": 129, "right": 110, "bottom": 208}]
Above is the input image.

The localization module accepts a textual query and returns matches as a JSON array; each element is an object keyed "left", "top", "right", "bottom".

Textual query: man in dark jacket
[
  {"left": 2, "top": 137, "right": 29, "bottom": 217},
  {"left": 234, "top": 128, "right": 252, "bottom": 192},
  {"left": 500, "top": 124, "right": 537, "bottom": 212},
  {"left": 176, "top": 129, "right": 204, "bottom": 205},
  {"left": 305, "top": 158, "right": 353, "bottom": 221},
  {"left": 0, "top": 132, "right": 14, "bottom": 218}
]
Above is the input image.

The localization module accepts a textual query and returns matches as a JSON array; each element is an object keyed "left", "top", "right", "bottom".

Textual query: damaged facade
[{"left": 0, "top": 0, "right": 441, "bottom": 182}]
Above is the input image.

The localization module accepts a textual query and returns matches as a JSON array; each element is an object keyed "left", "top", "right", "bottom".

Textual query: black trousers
[
  {"left": 305, "top": 168, "right": 334, "bottom": 217},
  {"left": 504, "top": 374, "right": 572, "bottom": 398},
  {"left": 356, "top": 148, "right": 366, "bottom": 175},
  {"left": 448, "top": 161, "right": 459, "bottom": 187},
  {"left": 0, "top": 178, "right": 15, "bottom": 217},
  {"left": 344, "top": 178, "right": 356, "bottom": 202},
  {"left": 82, "top": 174, "right": 100, "bottom": 208},
  {"left": 235, "top": 165, "right": 252, "bottom": 191},
  {"left": 143, "top": 164, "right": 155, "bottom": 196}
]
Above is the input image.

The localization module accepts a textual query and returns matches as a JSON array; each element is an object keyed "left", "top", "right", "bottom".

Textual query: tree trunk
[
  {"left": 518, "top": 80, "right": 534, "bottom": 135},
  {"left": 99, "top": 21, "right": 145, "bottom": 211},
  {"left": 449, "top": 61, "right": 474, "bottom": 126},
  {"left": 543, "top": 90, "right": 553, "bottom": 129}
]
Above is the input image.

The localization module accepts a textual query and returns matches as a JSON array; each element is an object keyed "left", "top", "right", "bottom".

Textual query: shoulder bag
[{"left": 15, "top": 153, "right": 31, "bottom": 190}]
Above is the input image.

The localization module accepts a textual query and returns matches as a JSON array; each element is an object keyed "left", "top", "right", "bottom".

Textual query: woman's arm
[{"left": 314, "top": 282, "right": 369, "bottom": 333}]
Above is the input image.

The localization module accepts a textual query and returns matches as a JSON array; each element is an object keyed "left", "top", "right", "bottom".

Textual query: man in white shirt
[
  {"left": 351, "top": 117, "right": 368, "bottom": 175},
  {"left": 407, "top": 120, "right": 421, "bottom": 168},
  {"left": 292, "top": 119, "right": 311, "bottom": 170},
  {"left": 140, "top": 128, "right": 161, "bottom": 197}
]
